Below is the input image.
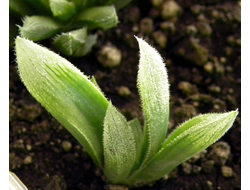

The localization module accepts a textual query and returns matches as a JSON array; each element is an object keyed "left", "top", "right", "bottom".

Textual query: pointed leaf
[
  {"left": 127, "top": 110, "right": 238, "bottom": 186},
  {"left": 53, "top": 27, "right": 97, "bottom": 57},
  {"left": 90, "top": 76, "right": 103, "bottom": 93},
  {"left": 103, "top": 103, "right": 136, "bottom": 183},
  {"left": 135, "top": 36, "right": 170, "bottom": 165},
  {"left": 19, "top": 16, "right": 63, "bottom": 41},
  {"left": 50, "top": 0, "right": 76, "bottom": 21},
  {"left": 15, "top": 37, "right": 109, "bottom": 167},
  {"left": 75, "top": 6, "right": 118, "bottom": 29}
]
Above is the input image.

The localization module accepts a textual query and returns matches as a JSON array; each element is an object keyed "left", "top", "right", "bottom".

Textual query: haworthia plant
[
  {"left": 15, "top": 36, "right": 238, "bottom": 187},
  {"left": 9, "top": 0, "right": 133, "bottom": 56}
]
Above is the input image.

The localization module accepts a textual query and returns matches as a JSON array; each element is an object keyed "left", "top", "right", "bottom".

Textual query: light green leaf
[
  {"left": 135, "top": 36, "right": 170, "bottom": 165},
  {"left": 127, "top": 110, "right": 238, "bottom": 186},
  {"left": 128, "top": 118, "right": 143, "bottom": 169},
  {"left": 103, "top": 103, "right": 136, "bottom": 183},
  {"left": 53, "top": 27, "right": 97, "bottom": 57},
  {"left": 19, "top": 16, "right": 63, "bottom": 41},
  {"left": 50, "top": 0, "right": 76, "bottom": 21},
  {"left": 90, "top": 76, "right": 103, "bottom": 93},
  {"left": 15, "top": 37, "right": 109, "bottom": 167},
  {"left": 75, "top": 6, "right": 118, "bottom": 29}
]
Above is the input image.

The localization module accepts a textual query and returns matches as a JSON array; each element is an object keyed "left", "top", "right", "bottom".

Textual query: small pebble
[
  {"left": 62, "top": 141, "right": 72, "bottom": 152},
  {"left": 193, "top": 165, "right": 202, "bottom": 174},
  {"left": 202, "top": 160, "right": 215, "bottom": 173},
  {"left": 140, "top": 17, "right": 154, "bottom": 34},
  {"left": 151, "top": 0, "right": 164, "bottom": 7},
  {"left": 176, "top": 37, "right": 209, "bottom": 66},
  {"left": 221, "top": 166, "right": 234, "bottom": 178},
  {"left": 206, "top": 180, "right": 213, "bottom": 190},
  {"left": 117, "top": 86, "right": 132, "bottom": 98},
  {"left": 208, "top": 141, "right": 231, "bottom": 166},
  {"left": 208, "top": 84, "right": 221, "bottom": 94},
  {"left": 186, "top": 25, "right": 197, "bottom": 36},
  {"left": 106, "top": 184, "right": 129, "bottom": 190},
  {"left": 204, "top": 62, "right": 214, "bottom": 74},
  {"left": 153, "top": 30, "right": 167, "bottom": 48},
  {"left": 161, "top": 0, "right": 182, "bottom": 20},
  {"left": 220, "top": 57, "right": 227, "bottom": 64},
  {"left": 182, "top": 162, "right": 192, "bottom": 174},
  {"left": 98, "top": 45, "right": 122, "bottom": 68},
  {"left": 24, "top": 156, "right": 33, "bottom": 165},
  {"left": 197, "top": 22, "right": 212, "bottom": 36},
  {"left": 178, "top": 81, "right": 198, "bottom": 95},
  {"left": 26, "top": 144, "right": 32, "bottom": 151}
]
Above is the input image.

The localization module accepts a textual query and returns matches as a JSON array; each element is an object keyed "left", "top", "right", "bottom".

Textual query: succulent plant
[
  {"left": 15, "top": 36, "right": 238, "bottom": 187},
  {"left": 10, "top": 0, "right": 133, "bottom": 56}
]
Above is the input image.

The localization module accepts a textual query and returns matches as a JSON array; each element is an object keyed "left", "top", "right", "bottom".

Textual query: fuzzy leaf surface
[
  {"left": 135, "top": 37, "right": 170, "bottom": 165},
  {"left": 127, "top": 110, "right": 238, "bottom": 186},
  {"left": 53, "top": 27, "right": 97, "bottom": 57},
  {"left": 19, "top": 16, "right": 63, "bottom": 41},
  {"left": 15, "top": 37, "right": 109, "bottom": 167},
  {"left": 128, "top": 118, "right": 143, "bottom": 169},
  {"left": 75, "top": 6, "right": 118, "bottom": 29},
  {"left": 103, "top": 103, "right": 136, "bottom": 183}
]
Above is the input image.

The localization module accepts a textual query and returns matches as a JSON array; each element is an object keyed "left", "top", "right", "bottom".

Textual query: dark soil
[{"left": 9, "top": 0, "right": 241, "bottom": 189}]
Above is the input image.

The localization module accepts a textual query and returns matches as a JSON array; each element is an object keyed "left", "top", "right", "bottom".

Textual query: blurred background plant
[{"left": 9, "top": 0, "right": 133, "bottom": 57}]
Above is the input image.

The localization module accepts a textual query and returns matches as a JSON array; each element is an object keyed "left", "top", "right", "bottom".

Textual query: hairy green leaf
[
  {"left": 90, "top": 76, "right": 103, "bottom": 93},
  {"left": 15, "top": 37, "right": 109, "bottom": 167},
  {"left": 135, "top": 37, "right": 170, "bottom": 165},
  {"left": 127, "top": 110, "right": 238, "bottom": 186},
  {"left": 103, "top": 103, "right": 136, "bottom": 183},
  {"left": 50, "top": 0, "right": 76, "bottom": 21},
  {"left": 75, "top": 6, "right": 118, "bottom": 29},
  {"left": 19, "top": 16, "right": 63, "bottom": 41},
  {"left": 128, "top": 118, "right": 143, "bottom": 169},
  {"left": 53, "top": 27, "right": 97, "bottom": 57}
]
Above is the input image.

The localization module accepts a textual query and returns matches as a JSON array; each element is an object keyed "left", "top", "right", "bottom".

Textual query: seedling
[
  {"left": 15, "top": 36, "right": 238, "bottom": 187},
  {"left": 9, "top": 0, "right": 133, "bottom": 56}
]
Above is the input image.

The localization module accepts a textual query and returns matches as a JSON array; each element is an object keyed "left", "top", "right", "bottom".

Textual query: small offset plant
[
  {"left": 15, "top": 36, "right": 238, "bottom": 187},
  {"left": 10, "top": 0, "right": 132, "bottom": 56}
]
